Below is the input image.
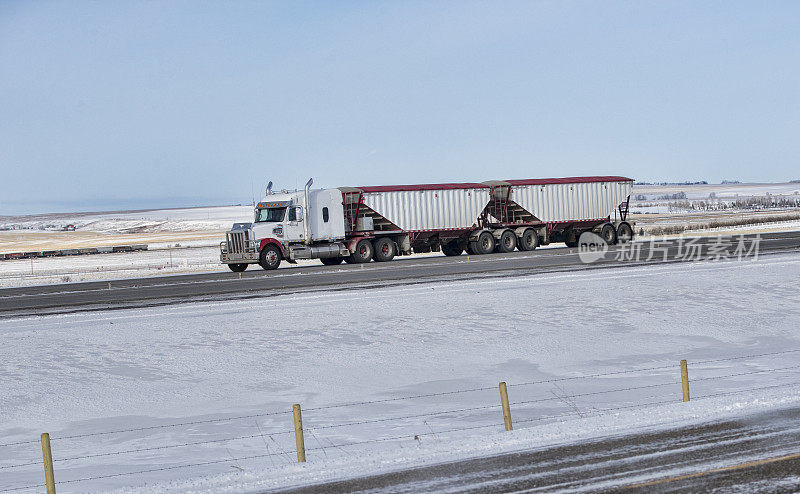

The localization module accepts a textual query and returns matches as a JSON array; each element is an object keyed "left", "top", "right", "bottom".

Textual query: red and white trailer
[{"left": 220, "top": 176, "right": 633, "bottom": 271}]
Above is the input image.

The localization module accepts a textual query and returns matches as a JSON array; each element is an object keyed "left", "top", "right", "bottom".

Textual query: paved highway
[
  {"left": 1, "top": 231, "right": 798, "bottom": 316},
  {"left": 279, "top": 406, "right": 800, "bottom": 493}
]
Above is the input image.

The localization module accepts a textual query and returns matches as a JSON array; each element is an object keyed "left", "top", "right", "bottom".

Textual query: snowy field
[
  {"left": 2, "top": 253, "right": 800, "bottom": 492},
  {"left": 0, "top": 206, "right": 251, "bottom": 234}
]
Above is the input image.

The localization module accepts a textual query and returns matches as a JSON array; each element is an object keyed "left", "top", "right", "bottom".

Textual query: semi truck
[{"left": 220, "top": 176, "right": 634, "bottom": 271}]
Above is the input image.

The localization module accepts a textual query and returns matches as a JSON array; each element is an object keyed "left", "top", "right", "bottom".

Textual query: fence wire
[{"left": 3, "top": 349, "right": 800, "bottom": 493}]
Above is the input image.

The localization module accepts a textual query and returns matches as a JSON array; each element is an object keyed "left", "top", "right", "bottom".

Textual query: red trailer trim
[
  {"left": 503, "top": 176, "right": 632, "bottom": 186},
  {"left": 356, "top": 183, "right": 488, "bottom": 193}
]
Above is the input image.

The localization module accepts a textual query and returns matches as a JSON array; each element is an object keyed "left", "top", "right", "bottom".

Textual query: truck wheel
[
  {"left": 321, "top": 257, "right": 343, "bottom": 265},
  {"left": 441, "top": 240, "right": 463, "bottom": 256},
  {"left": 600, "top": 223, "right": 618, "bottom": 245},
  {"left": 228, "top": 263, "right": 248, "bottom": 272},
  {"left": 617, "top": 222, "right": 633, "bottom": 243},
  {"left": 347, "top": 239, "right": 373, "bottom": 263},
  {"left": 373, "top": 237, "right": 395, "bottom": 262},
  {"left": 259, "top": 245, "right": 282, "bottom": 270},
  {"left": 518, "top": 229, "right": 539, "bottom": 251},
  {"left": 472, "top": 231, "right": 496, "bottom": 255},
  {"left": 495, "top": 230, "right": 517, "bottom": 253},
  {"left": 564, "top": 231, "right": 579, "bottom": 248}
]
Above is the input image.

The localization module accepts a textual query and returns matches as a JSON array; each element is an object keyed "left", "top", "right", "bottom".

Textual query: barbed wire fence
[{"left": 2, "top": 348, "right": 799, "bottom": 493}]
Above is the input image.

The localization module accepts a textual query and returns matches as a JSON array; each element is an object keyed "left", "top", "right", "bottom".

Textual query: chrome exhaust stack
[{"left": 304, "top": 178, "right": 313, "bottom": 245}]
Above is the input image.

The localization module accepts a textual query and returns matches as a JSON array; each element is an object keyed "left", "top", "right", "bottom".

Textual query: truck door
[{"left": 284, "top": 206, "right": 306, "bottom": 242}]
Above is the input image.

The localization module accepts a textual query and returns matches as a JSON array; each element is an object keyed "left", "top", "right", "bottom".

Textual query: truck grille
[{"left": 226, "top": 231, "right": 249, "bottom": 255}]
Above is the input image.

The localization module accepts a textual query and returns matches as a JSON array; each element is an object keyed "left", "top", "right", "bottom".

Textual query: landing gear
[
  {"left": 259, "top": 245, "right": 282, "bottom": 270},
  {"left": 228, "top": 263, "right": 248, "bottom": 272}
]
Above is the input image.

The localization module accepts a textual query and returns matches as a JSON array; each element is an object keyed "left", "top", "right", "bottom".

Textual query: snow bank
[{"left": 1, "top": 254, "right": 799, "bottom": 492}]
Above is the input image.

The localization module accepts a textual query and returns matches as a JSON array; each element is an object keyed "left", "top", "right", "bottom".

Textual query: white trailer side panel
[
  {"left": 361, "top": 188, "right": 491, "bottom": 231},
  {"left": 511, "top": 181, "right": 633, "bottom": 222}
]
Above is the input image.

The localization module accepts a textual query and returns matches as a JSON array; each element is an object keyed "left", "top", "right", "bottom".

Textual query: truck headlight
[{"left": 272, "top": 226, "right": 283, "bottom": 237}]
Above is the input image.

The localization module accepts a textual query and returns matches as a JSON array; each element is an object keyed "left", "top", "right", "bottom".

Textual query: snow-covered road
[{"left": 2, "top": 254, "right": 800, "bottom": 492}]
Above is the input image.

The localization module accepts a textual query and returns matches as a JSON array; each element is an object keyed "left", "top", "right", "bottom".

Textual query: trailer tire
[
  {"left": 320, "top": 257, "right": 343, "bottom": 266},
  {"left": 495, "top": 230, "right": 517, "bottom": 253},
  {"left": 228, "top": 263, "right": 248, "bottom": 272},
  {"left": 600, "top": 223, "right": 618, "bottom": 245},
  {"left": 472, "top": 231, "right": 496, "bottom": 255},
  {"left": 564, "top": 231, "right": 579, "bottom": 248},
  {"left": 617, "top": 222, "right": 633, "bottom": 243},
  {"left": 373, "top": 237, "right": 395, "bottom": 262},
  {"left": 441, "top": 240, "right": 463, "bottom": 256},
  {"left": 518, "top": 228, "right": 539, "bottom": 251},
  {"left": 259, "top": 245, "right": 282, "bottom": 270},
  {"left": 347, "top": 239, "right": 373, "bottom": 263}
]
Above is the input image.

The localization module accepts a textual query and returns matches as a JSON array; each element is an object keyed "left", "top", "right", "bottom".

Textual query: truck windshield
[{"left": 255, "top": 207, "right": 285, "bottom": 223}]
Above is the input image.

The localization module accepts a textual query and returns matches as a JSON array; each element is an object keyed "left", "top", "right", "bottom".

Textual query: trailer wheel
[
  {"left": 228, "top": 263, "right": 248, "bottom": 272},
  {"left": 441, "top": 240, "right": 463, "bottom": 257},
  {"left": 518, "top": 229, "right": 539, "bottom": 251},
  {"left": 600, "top": 223, "right": 618, "bottom": 245},
  {"left": 259, "top": 245, "right": 282, "bottom": 270},
  {"left": 347, "top": 239, "right": 373, "bottom": 263},
  {"left": 373, "top": 237, "right": 395, "bottom": 262},
  {"left": 495, "top": 230, "right": 517, "bottom": 253},
  {"left": 617, "top": 222, "right": 633, "bottom": 243},
  {"left": 564, "top": 231, "right": 579, "bottom": 248},
  {"left": 320, "top": 257, "right": 343, "bottom": 266},
  {"left": 471, "top": 231, "right": 496, "bottom": 255}
]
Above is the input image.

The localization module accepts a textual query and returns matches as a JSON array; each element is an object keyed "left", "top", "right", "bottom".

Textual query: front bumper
[{"left": 220, "top": 241, "right": 259, "bottom": 264}]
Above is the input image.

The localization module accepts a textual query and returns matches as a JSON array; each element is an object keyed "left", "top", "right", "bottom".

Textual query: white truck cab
[{"left": 220, "top": 180, "right": 348, "bottom": 271}]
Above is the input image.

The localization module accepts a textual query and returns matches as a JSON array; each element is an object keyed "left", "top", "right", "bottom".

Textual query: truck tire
[
  {"left": 228, "top": 263, "right": 248, "bottom": 272},
  {"left": 600, "top": 223, "right": 618, "bottom": 245},
  {"left": 320, "top": 257, "right": 343, "bottom": 265},
  {"left": 347, "top": 239, "right": 373, "bottom": 263},
  {"left": 373, "top": 237, "right": 395, "bottom": 262},
  {"left": 518, "top": 228, "right": 539, "bottom": 251},
  {"left": 564, "top": 231, "right": 579, "bottom": 248},
  {"left": 495, "top": 230, "right": 517, "bottom": 253},
  {"left": 441, "top": 240, "right": 463, "bottom": 257},
  {"left": 472, "top": 231, "right": 496, "bottom": 255},
  {"left": 259, "top": 245, "right": 282, "bottom": 270},
  {"left": 617, "top": 222, "right": 633, "bottom": 243}
]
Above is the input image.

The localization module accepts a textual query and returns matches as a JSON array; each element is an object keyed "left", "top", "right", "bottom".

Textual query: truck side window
[
  {"left": 288, "top": 207, "right": 302, "bottom": 222},
  {"left": 322, "top": 207, "right": 329, "bottom": 222}
]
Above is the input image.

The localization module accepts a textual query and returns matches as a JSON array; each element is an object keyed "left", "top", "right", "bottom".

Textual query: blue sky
[{"left": 1, "top": 1, "right": 798, "bottom": 214}]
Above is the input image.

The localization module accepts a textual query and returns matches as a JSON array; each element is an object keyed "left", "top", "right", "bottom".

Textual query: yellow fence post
[
  {"left": 499, "top": 382, "right": 513, "bottom": 431},
  {"left": 292, "top": 404, "right": 306, "bottom": 462},
  {"left": 680, "top": 359, "right": 690, "bottom": 402},
  {"left": 41, "top": 433, "right": 56, "bottom": 494}
]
